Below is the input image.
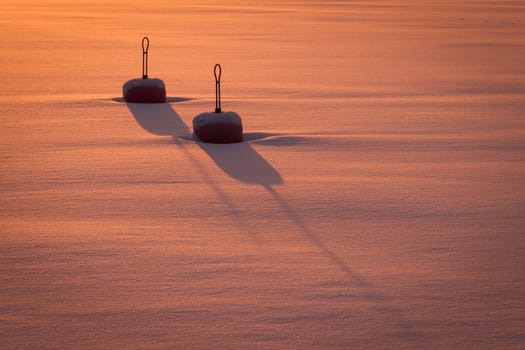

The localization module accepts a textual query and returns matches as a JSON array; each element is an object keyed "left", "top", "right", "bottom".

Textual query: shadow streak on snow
[
  {"left": 125, "top": 102, "right": 362, "bottom": 286},
  {"left": 123, "top": 102, "right": 424, "bottom": 345},
  {"left": 197, "top": 142, "right": 283, "bottom": 186},
  {"left": 126, "top": 102, "right": 282, "bottom": 186},
  {"left": 126, "top": 102, "right": 192, "bottom": 138},
  {"left": 125, "top": 101, "right": 254, "bottom": 238},
  {"left": 263, "top": 184, "right": 368, "bottom": 288},
  {"left": 113, "top": 96, "right": 194, "bottom": 104},
  {"left": 263, "top": 184, "right": 425, "bottom": 344}
]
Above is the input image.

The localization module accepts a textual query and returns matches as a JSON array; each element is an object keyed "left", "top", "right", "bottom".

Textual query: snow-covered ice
[{"left": 1, "top": 1, "right": 524, "bottom": 349}]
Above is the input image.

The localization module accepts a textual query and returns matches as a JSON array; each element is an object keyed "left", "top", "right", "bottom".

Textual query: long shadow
[
  {"left": 126, "top": 101, "right": 282, "bottom": 185},
  {"left": 124, "top": 101, "right": 363, "bottom": 284},
  {"left": 197, "top": 142, "right": 283, "bottom": 185},
  {"left": 263, "top": 184, "right": 425, "bottom": 344},
  {"left": 124, "top": 101, "right": 278, "bottom": 241},
  {"left": 126, "top": 102, "right": 191, "bottom": 138},
  {"left": 122, "top": 101, "right": 425, "bottom": 345},
  {"left": 263, "top": 184, "right": 368, "bottom": 288}
]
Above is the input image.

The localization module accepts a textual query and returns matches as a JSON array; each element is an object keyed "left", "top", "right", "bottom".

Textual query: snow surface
[{"left": 1, "top": 1, "right": 524, "bottom": 349}]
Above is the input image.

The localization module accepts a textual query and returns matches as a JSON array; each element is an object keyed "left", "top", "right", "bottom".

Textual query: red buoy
[
  {"left": 122, "top": 37, "right": 166, "bottom": 103},
  {"left": 192, "top": 64, "right": 243, "bottom": 143}
]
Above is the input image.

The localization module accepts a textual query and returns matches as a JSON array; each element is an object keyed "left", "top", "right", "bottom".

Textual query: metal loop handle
[
  {"left": 214, "top": 64, "right": 221, "bottom": 84},
  {"left": 142, "top": 36, "right": 149, "bottom": 53},
  {"left": 214, "top": 64, "right": 222, "bottom": 113},
  {"left": 142, "top": 36, "right": 149, "bottom": 79}
]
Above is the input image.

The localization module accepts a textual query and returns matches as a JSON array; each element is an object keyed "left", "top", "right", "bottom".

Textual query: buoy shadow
[
  {"left": 197, "top": 142, "right": 283, "bottom": 186},
  {"left": 262, "top": 184, "right": 427, "bottom": 345},
  {"left": 120, "top": 101, "right": 423, "bottom": 343},
  {"left": 126, "top": 102, "right": 192, "bottom": 138},
  {"left": 112, "top": 96, "right": 194, "bottom": 104},
  {"left": 123, "top": 101, "right": 282, "bottom": 186},
  {"left": 263, "top": 184, "right": 367, "bottom": 287}
]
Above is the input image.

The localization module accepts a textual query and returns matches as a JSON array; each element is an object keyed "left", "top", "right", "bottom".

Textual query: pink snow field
[{"left": 1, "top": 1, "right": 524, "bottom": 349}]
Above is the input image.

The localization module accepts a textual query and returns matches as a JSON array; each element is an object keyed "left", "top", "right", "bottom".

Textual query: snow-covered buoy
[
  {"left": 122, "top": 37, "right": 166, "bottom": 103},
  {"left": 192, "top": 64, "right": 243, "bottom": 143}
]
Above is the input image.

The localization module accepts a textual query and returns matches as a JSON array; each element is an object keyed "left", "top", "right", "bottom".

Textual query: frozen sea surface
[{"left": 1, "top": 1, "right": 524, "bottom": 349}]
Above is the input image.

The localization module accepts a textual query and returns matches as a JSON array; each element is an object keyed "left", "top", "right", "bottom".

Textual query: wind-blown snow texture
[{"left": 1, "top": 1, "right": 524, "bottom": 349}]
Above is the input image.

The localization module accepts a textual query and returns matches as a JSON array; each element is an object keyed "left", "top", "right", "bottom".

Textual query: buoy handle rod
[
  {"left": 214, "top": 64, "right": 222, "bottom": 113},
  {"left": 142, "top": 36, "right": 149, "bottom": 79}
]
